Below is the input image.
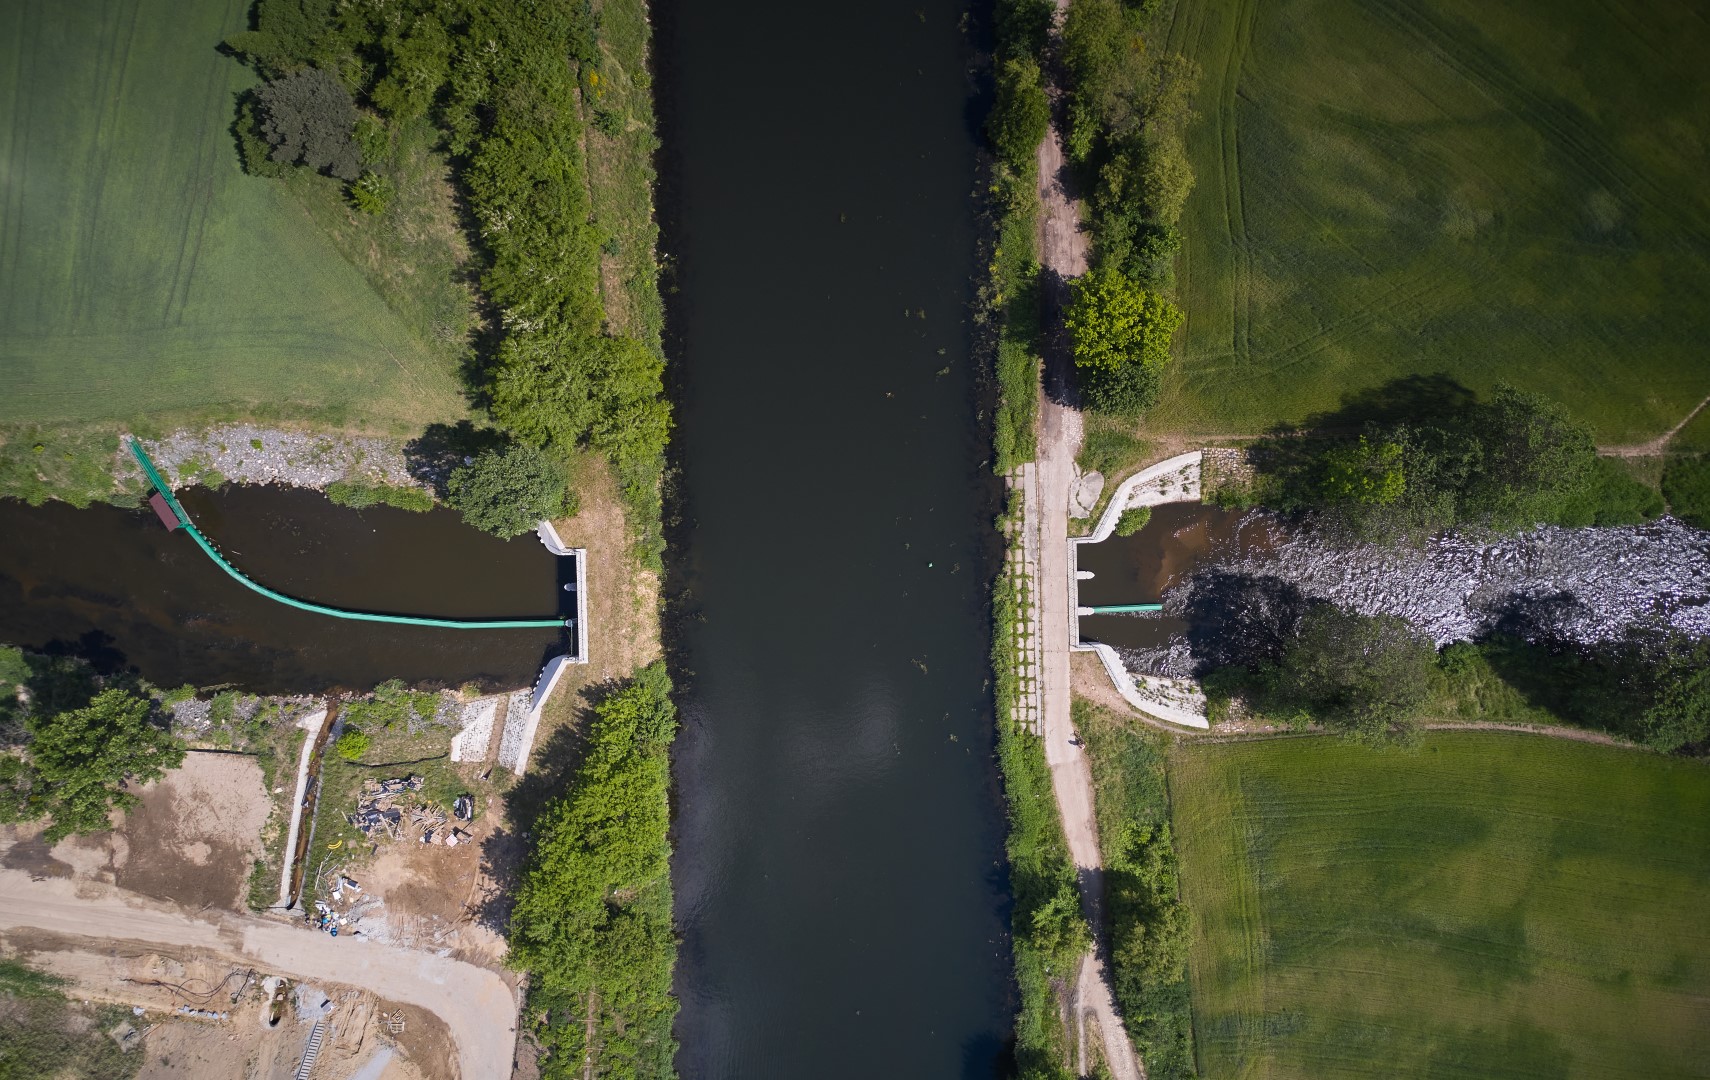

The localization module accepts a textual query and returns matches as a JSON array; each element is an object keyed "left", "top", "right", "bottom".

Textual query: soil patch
[
  {"left": 49, "top": 753, "right": 271, "bottom": 910},
  {"left": 0, "top": 830, "right": 74, "bottom": 880}
]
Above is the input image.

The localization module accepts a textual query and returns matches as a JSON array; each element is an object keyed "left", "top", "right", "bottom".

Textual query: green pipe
[
  {"left": 128, "top": 438, "right": 565, "bottom": 630},
  {"left": 1084, "top": 604, "right": 1164, "bottom": 614}
]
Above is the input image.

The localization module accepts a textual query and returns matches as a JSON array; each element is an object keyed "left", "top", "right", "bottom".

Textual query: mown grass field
[
  {"left": 1170, "top": 733, "right": 1710, "bottom": 1079},
  {"left": 0, "top": 0, "right": 470, "bottom": 436},
  {"left": 1149, "top": 0, "right": 1710, "bottom": 443}
]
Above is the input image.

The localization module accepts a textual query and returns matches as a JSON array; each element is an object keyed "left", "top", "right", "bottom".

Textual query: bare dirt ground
[
  {"left": 1, "top": 927, "right": 443, "bottom": 1080},
  {"left": 1, "top": 753, "right": 270, "bottom": 911},
  {"left": 0, "top": 862, "right": 517, "bottom": 1078}
]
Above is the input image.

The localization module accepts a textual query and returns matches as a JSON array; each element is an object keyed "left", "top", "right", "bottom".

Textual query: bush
[
  {"left": 324, "top": 479, "right": 434, "bottom": 512},
  {"left": 1066, "top": 268, "right": 1182, "bottom": 415},
  {"left": 1662, "top": 455, "right": 1710, "bottom": 527},
  {"left": 445, "top": 444, "right": 576, "bottom": 539},
  {"left": 334, "top": 728, "right": 369, "bottom": 762},
  {"left": 990, "top": 57, "right": 1050, "bottom": 173},
  {"left": 347, "top": 170, "right": 394, "bottom": 215},
  {"left": 1555, "top": 456, "right": 1664, "bottom": 526},
  {"left": 1114, "top": 506, "right": 1151, "bottom": 536}
]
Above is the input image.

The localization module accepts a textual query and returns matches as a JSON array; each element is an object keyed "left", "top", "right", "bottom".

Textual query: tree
[
  {"left": 1640, "top": 637, "right": 1710, "bottom": 752},
  {"left": 1066, "top": 267, "right": 1182, "bottom": 415},
  {"left": 446, "top": 443, "right": 576, "bottom": 539},
  {"left": 989, "top": 57, "right": 1050, "bottom": 172},
  {"left": 1464, "top": 384, "right": 1596, "bottom": 529},
  {"left": 255, "top": 68, "right": 362, "bottom": 180},
  {"left": 1318, "top": 436, "right": 1406, "bottom": 506},
  {"left": 1271, "top": 606, "right": 1437, "bottom": 742},
  {"left": 1, "top": 690, "right": 185, "bottom": 842}
]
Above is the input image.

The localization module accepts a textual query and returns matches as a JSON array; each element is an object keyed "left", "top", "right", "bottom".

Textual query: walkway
[
  {"left": 0, "top": 865, "right": 519, "bottom": 1078},
  {"left": 1027, "top": 1, "right": 1144, "bottom": 1071}
]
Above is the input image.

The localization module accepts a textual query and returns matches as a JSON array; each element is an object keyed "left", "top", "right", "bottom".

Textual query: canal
[
  {"left": 657, "top": 0, "right": 1014, "bottom": 1075},
  {"left": 0, "top": 486, "right": 565, "bottom": 693}
]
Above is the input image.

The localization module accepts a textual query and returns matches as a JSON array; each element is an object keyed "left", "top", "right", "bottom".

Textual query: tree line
[{"left": 226, "top": 0, "right": 669, "bottom": 558}]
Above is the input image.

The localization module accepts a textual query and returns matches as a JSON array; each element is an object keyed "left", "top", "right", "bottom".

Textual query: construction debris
[{"left": 347, "top": 776, "right": 472, "bottom": 848}]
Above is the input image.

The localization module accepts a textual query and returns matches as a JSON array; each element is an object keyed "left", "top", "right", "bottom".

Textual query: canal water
[
  {"left": 1077, "top": 503, "right": 1272, "bottom": 653},
  {"left": 657, "top": 0, "right": 1013, "bottom": 1075},
  {"left": 0, "top": 486, "right": 565, "bottom": 692}
]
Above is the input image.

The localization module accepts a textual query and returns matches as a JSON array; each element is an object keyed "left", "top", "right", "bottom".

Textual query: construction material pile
[{"left": 348, "top": 776, "right": 472, "bottom": 846}]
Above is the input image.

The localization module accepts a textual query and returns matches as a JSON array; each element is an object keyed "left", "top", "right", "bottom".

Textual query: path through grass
[{"left": 1170, "top": 733, "right": 1710, "bottom": 1079}]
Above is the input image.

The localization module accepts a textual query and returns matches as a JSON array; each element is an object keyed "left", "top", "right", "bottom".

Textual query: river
[{"left": 657, "top": 0, "right": 1014, "bottom": 1074}]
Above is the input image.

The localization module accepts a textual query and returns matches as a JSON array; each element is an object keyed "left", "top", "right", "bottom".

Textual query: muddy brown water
[
  {"left": 0, "top": 485, "right": 566, "bottom": 693},
  {"left": 1076, "top": 503, "right": 1274, "bottom": 651}
]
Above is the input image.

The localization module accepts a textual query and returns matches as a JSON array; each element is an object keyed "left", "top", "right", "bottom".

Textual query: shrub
[
  {"left": 1662, "top": 455, "right": 1710, "bottom": 527},
  {"left": 446, "top": 443, "right": 576, "bottom": 539},
  {"left": 990, "top": 57, "right": 1050, "bottom": 173},
  {"left": 324, "top": 479, "right": 434, "bottom": 512},
  {"left": 334, "top": 728, "right": 369, "bottom": 762},
  {"left": 348, "top": 170, "right": 394, "bottom": 215},
  {"left": 1114, "top": 506, "right": 1151, "bottom": 536}
]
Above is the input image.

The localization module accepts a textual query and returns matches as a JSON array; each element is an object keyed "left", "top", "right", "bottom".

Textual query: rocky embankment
[
  {"left": 1124, "top": 515, "right": 1710, "bottom": 676},
  {"left": 134, "top": 425, "right": 425, "bottom": 492}
]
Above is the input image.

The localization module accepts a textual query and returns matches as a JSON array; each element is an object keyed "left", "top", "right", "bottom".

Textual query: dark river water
[
  {"left": 657, "top": 0, "right": 1013, "bottom": 1074},
  {"left": 0, "top": 486, "right": 566, "bottom": 692}
]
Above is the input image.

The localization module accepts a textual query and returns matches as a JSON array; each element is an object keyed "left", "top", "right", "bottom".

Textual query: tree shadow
[
  {"left": 401, "top": 421, "right": 509, "bottom": 496},
  {"left": 1179, "top": 570, "right": 1311, "bottom": 674},
  {"left": 1244, "top": 373, "right": 1481, "bottom": 499},
  {"left": 1038, "top": 267, "right": 1081, "bottom": 409}
]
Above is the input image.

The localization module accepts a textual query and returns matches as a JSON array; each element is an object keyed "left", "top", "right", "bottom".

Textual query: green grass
[
  {"left": 1151, "top": 0, "right": 1710, "bottom": 443},
  {"left": 1171, "top": 733, "right": 1710, "bottom": 1079},
  {"left": 0, "top": 0, "right": 470, "bottom": 443},
  {"left": 585, "top": 0, "right": 667, "bottom": 353}
]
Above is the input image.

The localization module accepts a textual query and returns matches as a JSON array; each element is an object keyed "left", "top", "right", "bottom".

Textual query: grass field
[
  {"left": 0, "top": 0, "right": 470, "bottom": 437},
  {"left": 1147, "top": 0, "right": 1710, "bottom": 443},
  {"left": 1170, "top": 734, "right": 1710, "bottom": 1079}
]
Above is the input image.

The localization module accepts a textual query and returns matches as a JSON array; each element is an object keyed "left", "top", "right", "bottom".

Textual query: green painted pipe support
[{"left": 128, "top": 438, "right": 565, "bottom": 630}]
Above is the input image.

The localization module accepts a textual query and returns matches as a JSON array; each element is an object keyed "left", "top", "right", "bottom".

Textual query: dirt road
[
  {"left": 1029, "top": 5, "right": 1142, "bottom": 1076},
  {"left": 0, "top": 864, "right": 518, "bottom": 1079}
]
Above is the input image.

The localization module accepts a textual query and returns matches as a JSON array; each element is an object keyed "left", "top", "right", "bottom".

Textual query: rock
[{"left": 1070, "top": 470, "right": 1104, "bottom": 519}]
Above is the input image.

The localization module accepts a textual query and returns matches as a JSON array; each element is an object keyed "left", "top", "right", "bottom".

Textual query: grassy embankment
[
  {"left": 1151, "top": 0, "right": 1710, "bottom": 445},
  {"left": 1171, "top": 733, "right": 1710, "bottom": 1079},
  {"left": 0, "top": 0, "right": 474, "bottom": 506},
  {"left": 992, "top": 505, "right": 1087, "bottom": 1078},
  {"left": 985, "top": 0, "right": 1053, "bottom": 476},
  {"left": 0, "top": 957, "right": 141, "bottom": 1079},
  {"left": 1077, "top": 700, "right": 1195, "bottom": 1079}
]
